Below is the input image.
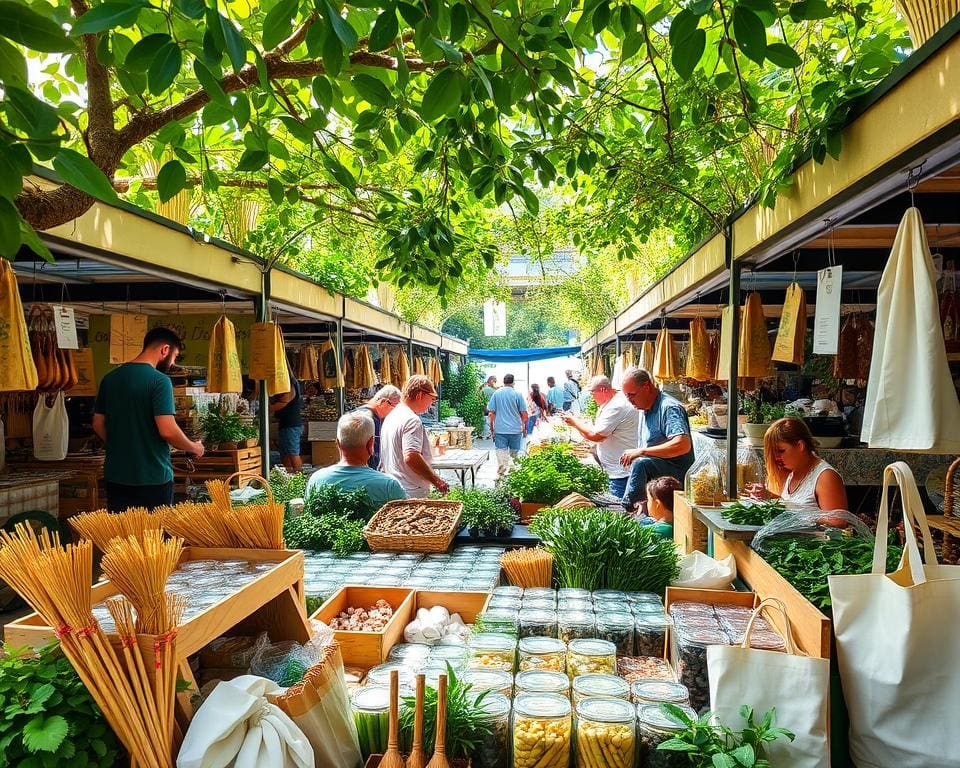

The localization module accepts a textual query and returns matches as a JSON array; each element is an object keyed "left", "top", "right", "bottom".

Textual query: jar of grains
[
  {"left": 571, "top": 673, "right": 631, "bottom": 705},
  {"left": 518, "top": 637, "right": 567, "bottom": 673},
  {"left": 567, "top": 639, "right": 617, "bottom": 679},
  {"left": 515, "top": 670, "right": 571, "bottom": 698},
  {"left": 575, "top": 696, "right": 636, "bottom": 768},
  {"left": 512, "top": 693, "right": 572, "bottom": 768},
  {"left": 469, "top": 633, "right": 517, "bottom": 671}
]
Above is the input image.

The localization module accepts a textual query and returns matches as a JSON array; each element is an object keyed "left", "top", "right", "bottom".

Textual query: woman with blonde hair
[{"left": 746, "top": 417, "right": 848, "bottom": 511}]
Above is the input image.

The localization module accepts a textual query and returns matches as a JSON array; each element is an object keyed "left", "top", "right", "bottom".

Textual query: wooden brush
[
  {"left": 381, "top": 670, "right": 405, "bottom": 768},
  {"left": 406, "top": 674, "right": 427, "bottom": 768},
  {"left": 425, "top": 674, "right": 451, "bottom": 768}
]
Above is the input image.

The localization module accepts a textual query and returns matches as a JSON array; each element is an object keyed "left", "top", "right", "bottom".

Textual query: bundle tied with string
[
  {"left": 208, "top": 474, "right": 285, "bottom": 549},
  {"left": 0, "top": 525, "right": 184, "bottom": 768},
  {"left": 501, "top": 547, "right": 554, "bottom": 588},
  {"left": 70, "top": 507, "right": 164, "bottom": 552}
]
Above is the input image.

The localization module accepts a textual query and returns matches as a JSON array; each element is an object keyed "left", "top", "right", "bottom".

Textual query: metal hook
[{"left": 791, "top": 250, "right": 800, "bottom": 284}]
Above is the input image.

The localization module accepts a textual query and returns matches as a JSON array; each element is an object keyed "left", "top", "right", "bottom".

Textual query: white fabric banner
[{"left": 483, "top": 299, "right": 506, "bottom": 337}]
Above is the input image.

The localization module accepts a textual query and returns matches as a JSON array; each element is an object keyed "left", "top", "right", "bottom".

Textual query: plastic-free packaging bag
[
  {"left": 0, "top": 259, "right": 39, "bottom": 392},
  {"left": 685, "top": 318, "right": 712, "bottom": 381},
  {"left": 249, "top": 322, "right": 290, "bottom": 396},
  {"left": 207, "top": 315, "right": 243, "bottom": 394},
  {"left": 33, "top": 392, "right": 68, "bottom": 461},
  {"left": 771, "top": 282, "right": 807, "bottom": 365}
]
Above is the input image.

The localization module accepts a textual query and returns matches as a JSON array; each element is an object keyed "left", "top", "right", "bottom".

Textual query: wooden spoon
[
  {"left": 381, "top": 670, "right": 405, "bottom": 768},
  {"left": 406, "top": 674, "right": 427, "bottom": 768},
  {"left": 425, "top": 674, "right": 450, "bottom": 768}
]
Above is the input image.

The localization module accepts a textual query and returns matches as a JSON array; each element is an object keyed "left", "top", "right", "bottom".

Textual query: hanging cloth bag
[
  {"left": 708, "top": 598, "right": 829, "bottom": 768},
  {"left": 0, "top": 259, "right": 39, "bottom": 392},
  {"left": 739, "top": 291, "right": 772, "bottom": 377},
  {"left": 686, "top": 317, "right": 712, "bottom": 381},
  {"left": 207, "top": 315, "right": 243, "bottom": 394},
  {"left": 638, "top": 339, "right": 655, "bottom": 373},
  {"left": 395, "top": 348, "right": 410, "bottom": 385},
  {"left": 652, "top": 327, "right": 678, "bottom": 381},
  {"left": 829, "top": 462, "right": 960, "bottom": 768},
  {"left": 771, "top": 282, "right": 808, "bottom": 365},
  {"left": 33, "top": 392, "right": 68, "bottom": 461},
  {"left": 861, "top": 207, "right": 960, "bottom": 450},
  {"left": 249, "top": 322, "right": 290, "bottom": 396},
  {"left": 378, "top": 347, "right": 393, "bottom": 386}
]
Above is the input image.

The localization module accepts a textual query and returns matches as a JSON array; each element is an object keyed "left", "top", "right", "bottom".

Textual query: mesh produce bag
[
  {"left": 752, "top": 509, "right": 875, "bottom": 553},
  {"left": 248, "top": 629, "right": 331, "bottom": 687}
]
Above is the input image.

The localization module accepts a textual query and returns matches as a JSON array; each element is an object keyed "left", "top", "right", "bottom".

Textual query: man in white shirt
[
  {"left": 562, "top": 375, "right": 639, "bottom": 498},
  {"left": 379, "top": 375, "right": 450, "bottom": 498}
]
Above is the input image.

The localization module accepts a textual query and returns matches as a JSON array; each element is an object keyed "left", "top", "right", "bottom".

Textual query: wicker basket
[
  {"left": 928, "top": 457, "right": 960, "bottom": 563},
  {"left": 363, "top": 499, "right": 463, "bottom": 553}
]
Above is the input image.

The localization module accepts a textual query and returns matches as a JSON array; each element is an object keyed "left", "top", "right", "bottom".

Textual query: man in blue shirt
[
  {"left": 487, "top": 373, "right": 528, "bottom": 476},
  {"left": 546, "top": 376, "right": 565, "bottom": 414},
  {"left": 619, "top": 367, "right": 695, "bottom": 513},
  {"left": 305, "top": 410, "right": 406, "bottom": 509}
]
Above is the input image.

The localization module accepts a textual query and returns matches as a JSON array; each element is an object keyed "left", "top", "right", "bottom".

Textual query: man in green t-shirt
[
  {"left": 481, "top": 375, "right": 497, "bottom": 438},
  {"left": 93, "top": 327, "right": 204, "bottom": 511}
]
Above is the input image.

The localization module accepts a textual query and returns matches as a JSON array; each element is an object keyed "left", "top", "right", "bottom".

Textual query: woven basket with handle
[
  {"left": 928, "top": 457, "right": 960, "bottom": 563},
  {"left": 363, "top": 500, "right": 463, "bottom": 553}
]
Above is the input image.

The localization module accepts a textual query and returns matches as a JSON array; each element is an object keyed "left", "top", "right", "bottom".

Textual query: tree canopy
[{"left": 2, "top": 0, "right": 909, "bottom": 303}]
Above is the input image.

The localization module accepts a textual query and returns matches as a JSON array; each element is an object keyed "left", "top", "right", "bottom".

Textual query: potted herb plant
[
  {"left": 447, "top": 488, "right": 518, "bottom": 538},
  {"left": 200, "top": 406, "right": 258, "bottom": 450},
  {"left": 743, "top": 396, "right": 785, "bottom": 439},
  {"left": 504, "top": 444, "right": 608, "bottom": 523}
]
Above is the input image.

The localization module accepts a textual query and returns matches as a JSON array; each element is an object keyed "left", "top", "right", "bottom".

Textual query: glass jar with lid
[
  {"left": 574, "top": 697, "right": 636, "bottom": 768},
  {"left": 429, "top": 644, "right": 469, "bottom": 670},
  {"left": 519, "top": 608, "right": 558, "bottom": 639},
  {"left": 631, "top": 679, "right": 690, "bottom": 707},
  {"left": 523, "top": 587, "right": 556, "bottom": 602},
  {"left": 518, "top": 636, "right": 566, "bottom": 673},
  {"left": 351, "top": 686, "right": 389, "bottom": 758},
  {"left": 462, "top": 668, "right": 513, "bottom": 697},
  {"left": 493, "top": 585, "right": 523, "bottom": 598},
  {"left": 556, "top": 598, "right": 594, "bottom": 614},
  {"left": 468, "top": 633, "right": 517, "bottom": 671},
  {"left": 557, "top": 588, "right": 591, "bottom": 601},
  {"left": 567, "top": 639, "right": 616, "bottom": 679},
  {"left": 635, "top": 613, "right": 672, "bottom": 657},
  {"left": 571, "top": 673, "right": 630, "bottom": 705},
  {"left": 558, "top": 611, "right": 595, "bottom": 644},
  {"left": 473, "top": 692, "right": 511, "bottom": 768},
  {"left": 365, "top": 662, "right": 415, "bottom": 689},
  {"left": 515, "top": 670, "right": 570, "bottom": 697},
  {"left": 387, "top": 642, "right": 432, "bottom": 666},
  {"left": 672, "top": 626, "right": 728, "bottom": 711},
  {"left": 478, "top": 609, "right": 520, "bottom": 636},
  {"left": 637, "top": 703, "right": 699, "bottom": 767},
  {"left": 487, "top": 595, "right": 522, "bottom": 611},
  {"left": 512, "top": 692, "right": 572, "bottom": 768},
  {"left": 522, "top": 598, "right": 558, "bottom": 612},
  {"left": 596, "top": 611, "right": 634, "bottom": 656},
  {"left": 592, "top": 589, "right": 628, "bottom": 602}
]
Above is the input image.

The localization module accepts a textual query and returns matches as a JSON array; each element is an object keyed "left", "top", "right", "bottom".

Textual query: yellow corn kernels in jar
[
  {"left": 574, "top": 696, "right": 636, "bottom": 768},
  {"left": 469, "top": 633, "right": 517, "bottom": 671},
  {"left": 518, "top": 636, "right": 567, "bottom": 673},
  {"left": 512, "top": 692, "right": 572, "bottom": 768},
  {"left": 567, "top": 638, "right": 616, "bottom": 679}
]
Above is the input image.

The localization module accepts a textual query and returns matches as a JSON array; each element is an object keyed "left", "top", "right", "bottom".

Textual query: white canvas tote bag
[
  {"left": 32, "top": 392, "right": 68, "bottom": 461},
  {"left": 708, "top": 598, "right": 829, "bottom": 768},
  {"left": 829, "top": 462, "right": 960, "bottom": 768}
]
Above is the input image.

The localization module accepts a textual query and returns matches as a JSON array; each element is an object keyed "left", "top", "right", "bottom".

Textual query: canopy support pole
[
  {"left": 256, "top": 269, "right": 272, "bottom": 476},
  {"left": 725, "top": 230, "right": 741, "bottom": 498},
  {"left": 335, "top": 317, "right": 345, "bottom": 416}
]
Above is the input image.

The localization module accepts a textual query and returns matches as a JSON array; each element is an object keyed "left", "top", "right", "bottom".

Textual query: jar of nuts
[
  {"left": 515, "top": 670, "right": 570, "bottom": 698},
  {"left": 574, "top": 696, "right": 636, "bottom": 768},
  {"left": 519, "top": 609, "right": 558, "bottom": 639},
  {"left": 558, "top": 611, "right": 596, "bottom": 644},
  {"left": 567, "top": 639, "right": 617, "bottom": 679},
  {"left": 518, "top": 636, "right": 567, "bottom": 673},
  {"left": 634, "top": 613, "right": 672, "bottom": 657},
  {"left": 512, "top": 692, "right": 572, "bottom": 768},
  {"left": 596, "top": 612, "right": 635, "bottom": 656},
  {"left": 469, "top": 633, "right": 517, "bottom": 671},
  {"left": 571, "top": 673, "right": 631, "bottom": 705},
  {"left": 637, "top": 703, "right": 699, "bottom": 768},
  {"left": 474, "top": 692, "right": 511, "bottom": 768}
]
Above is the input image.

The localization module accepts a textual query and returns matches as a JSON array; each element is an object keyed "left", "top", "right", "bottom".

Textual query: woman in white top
[{"left": 746, "top": 417, "right": 848, "bottom": 512}]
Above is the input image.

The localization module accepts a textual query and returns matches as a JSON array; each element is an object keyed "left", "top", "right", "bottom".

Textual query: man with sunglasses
[
  {"left": 380, "top": 375, "right": 449, "bottom": 498},
  {"left": 619, "top": 367, "right": 694, "bottom": 513},
  {"left": 93, "top": 327, "right": 204, "bottom": 511}
]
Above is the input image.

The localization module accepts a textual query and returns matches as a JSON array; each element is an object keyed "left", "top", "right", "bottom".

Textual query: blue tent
[{"left": 468, "top": 346, "right": 582, "bottom": 363}]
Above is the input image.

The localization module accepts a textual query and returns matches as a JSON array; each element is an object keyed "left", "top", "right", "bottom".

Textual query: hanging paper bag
[
  {"left": 639, "top": 339, "right": 655, "bottom": 372},
  {"left": 33, "top": 392, "right": 68, "bottom": 461},
  {"left": 708, "top": 599, "right": 830, "bottom": 768},
  {"left": 319, "top": 340, "right": 343, "bottom": 390},
  {"left": 739, "top": 292, "right": 772, "bottom": 377},
  {"left": 207, "top": 315, "right": 243, "bottom": 394},
  {"left": 834, "top": 312, "right": 874, "bottom": 381},
  {"left": 829, "top": 462, "right": 960, "bottom": 768},
  {"left": 0, "top": 260, "right": 39, "bottom": 392},
  {"left": 686, "top": 317, "right": 712, "bottom": 381},
  {"left": 772, "top": 282, "right": 808, "bottom": 365},
  {"left": 249, "top": 322, "right": 290, "bottom": 396},
  {"left": 653, "top": 327, "right": 679, "bottom": 381},
  {"left": 108, "top": 313, "right": 147, "bottom": 364},
  {"left": 395, "top": 348, "right": 410, "bottom": 385},
  {"left": 379, "top": 348, "right": 393, "bottom": 385},
  {"left": 67, "top": 347, "right": 96, "bottom": 397},
  {"left": 414, "top": 356, "right": 425, "bottom": 376}
]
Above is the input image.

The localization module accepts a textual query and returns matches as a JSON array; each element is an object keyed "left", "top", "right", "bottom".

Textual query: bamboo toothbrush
[
  {"left": 406, "top": 674, "right": 427, "bottom": 768},
  {"left": 381, "top": 670, "right": 405, "bottom": 768},
  {"left": 425, "top": 674, "right": 451, "bottom": 768}
]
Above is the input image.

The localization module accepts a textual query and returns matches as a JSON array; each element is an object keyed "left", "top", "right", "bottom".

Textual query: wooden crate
[
  {"left": 665, "top": 586, "right": 758, "bottom": 612},
  {"left": 713, "top": 538, "right": 832, "bottom": 659},
  {"left": 673, "top": 492, "right": 708, "bottom": 555},
  {"left": 310, "top": 586, "right": 415, "bottom": 669},
  {"left": 311, "top": 440, "right": 339, "bottom": 467},
  {"left": 414, "top": 590, "right": 491, "bottom": 623}
]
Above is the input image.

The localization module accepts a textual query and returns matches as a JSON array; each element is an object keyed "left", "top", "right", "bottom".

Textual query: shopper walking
[
  {"left": 354, "top": 385, "right": 402, "bottom": 469},
  {"left": 487, "top": 373, "right": 528, "bottom": 475},
  {"left": 481, "top": 375, "right": 498, "bottom": 438},
  {"left": 562, "top": 369, "right": 581, "bottom": 412},
  {"left": 562, "top": 375, "right": 639, "bottom": 498},
  {"left": 93, "top": 327, "right": 204, "bottom": 511},
  {"left": 546, "top": 376, "right": 565, "bottom": 414},
  {"left": 619, "top": 367, "right": 694, "bottom": 513},
  {"left": 269, "top": 359, "right": 303, "bottom": 473},
  {"left": 527, "top": 383, "right": 549, "bottom": 435},
  {"left": 380, "top": 375, "right": 450, "bottom": 497}
]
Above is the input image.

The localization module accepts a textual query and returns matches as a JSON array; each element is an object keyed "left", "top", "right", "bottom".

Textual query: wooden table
[
  {"left": 432, "top": 449, "right": 490, "bottom": 487},
  {"left": 445, "top": 427, "right": 475, "bottom": 450}
]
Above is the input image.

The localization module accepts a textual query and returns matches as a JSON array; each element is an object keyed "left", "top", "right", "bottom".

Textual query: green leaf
[
  {"left": 325, "top": 2, "right": 357, "bottom": 50},
  {"left": 669, "top": 9, "right": 698, "bottom": 45},
  {"left": 148, "top": 42, "right": 182, "bottom": 95},
  {"left": 352, "top": 73, "right": 391, "bottom": 106},
  {"left": 267, "top": 177, "right": 284, "bottom": 205},
  {"left": 325, "top": 157, "right": 356, "bottom": 190},
  {"left": 263, "top": 0, "right": 297, "bottom": 50},
  {"left": 53, "top": 148, "right": 120, "bottom": 203},
  {"left": 22, "top": 714, "right": 68, "bottom": 754},
  {"left": 672, "top": 28, "right": 705, "bottom": 79},
  {"left": 219, "top": 12, "right": 247, "bottom": 72},
  {"left": 125, "top": 33, "right": 172, "bottom": 73},
  {"left": 0, "top": 197, "right": 22, "bottom": 258},
  {"left": 621, "top": 30, "right": 643, "bottom": 61},
  {"left": 449, "top": 3, "right": 469, "bottom": 42},
  {"left": 0, "top": 146, "right": 26, "bottom": 200},
  {"left": 520, "top": 185, "right": 539, "bottom": 215},
  {"left": 19, "top": 219, "right": 54, "bottom": 262},
  {"left": 235, "top": 148, "right": 269, "bottom": 171},
  {"left": 0, "top": 1, "right": 75, "bottom": 52},
  {"left": 712, "top": 755, "right": 737, "bottom": 768},
  {"left": 730, "top": 744, "right": 756, "bottom": 766},
  {"left": 6, "top": 86, "right": 59, "bottom": 135},
  {"left": 173, "top": 0, "right": 205, "bottom": 19},
  {"left": 689, "top": 0, "right": 713, "bottom": 14},
  {"left": 24, "top": 682, "right": 56, "bottom": 714},
  {"left": 156, "top": 159, "right": 187, "bottom": 203},
  {"left": 420, "top": 68, "right": 462, "bottom": 122},
  {"left": 368, "top": 8, "right": 398, "bottom": 51},
  {"left": 232, "top": 93, "right": 250, "bottom": 129},
  {"left": 789, "top": 0, "right": 831, "bottom": 21},
  {"left": 765, "top": 42, "right": 801, "bottom": 68},
  {"left": 194, "top": 60, "right": 228, "bottom": 105},
  {"left": 322, "top": 33, "right": 343, "bottom": 78},
  {"left": 0, "top": 36, "right": 28, "bottom": 86},
  {"left": 70, "top": 2, "right": 143, "bottom": 37},
  {"left": 732, "top": 6, "right": 766, "bottom": 65},
  {"left": 432, "top": 38, "right": 463, "bottom": 63},
  {"left": 312, "top": 75, "right": 334, "bottom": 109}
]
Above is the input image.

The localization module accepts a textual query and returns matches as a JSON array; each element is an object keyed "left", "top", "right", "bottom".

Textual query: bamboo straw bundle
[
  {"left": 500, "top": 548, "right": 554, "bottom": 588},
  {"left": 69, "top": 507, "right": 164, "bottom": 551},
  {"left": 101, "top": 531, "right": 183, "bottom": 634},
  {"left": 159, "top": 502, "right": 234, "bottom": 547},
  {"left": 225, "top": 503, "right": 285, "bottom": 549},
  {"left": 206, "top": 478, "right": 233, "bottom": 512},
  {"left": 0, "top": 524, "right": 174, "bottom": 768}
]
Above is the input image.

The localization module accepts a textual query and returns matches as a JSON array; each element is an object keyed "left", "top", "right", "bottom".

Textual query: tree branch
[{"left": 70, "top": 0, "right": 117, "bottom": 158}]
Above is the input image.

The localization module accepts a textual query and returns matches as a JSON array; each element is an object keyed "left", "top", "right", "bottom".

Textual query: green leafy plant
[
  {"left": 745, "top": 395, "right": 786, "bottom": 425},
  {"left": 269, "top": 466, "right": 307, "bottom": 505},
  {"left": 721, "top": 499, "right": 786, "bottom": 527},
  {"left": 399, "top": 664, "right": 492, "bottom": 759},
  {"left": 199, "top": 405, "right": 257, "bottom": 446},
  {"left": 444, "top": 487, "right": 517, "bottom": 535},
  {"left": 657, "top": 704, "right": 795, "bottom": 767},
  {"left": 530, "top": 506, "right": 679, "bottom": 593},
  {"left": 438, "top": 399, "right": 458, "bottom": 421},
  {"left": 583, "top": 395, "right": 599, "bottom": 420},
  {"left": 282, "top": 484, "right": 376, "bottom": 554},
  {"left": 505, "top": 444, "right": 608, "bottom": 506},
  {"left": 0, "top": 642, "right": 121, "bottom": 767},
  {"left": 443, "top": 362, "right": 487, "bottom": 435},
  {"left": 757, "top": 531, "right": 902, "bottom": 609}
]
